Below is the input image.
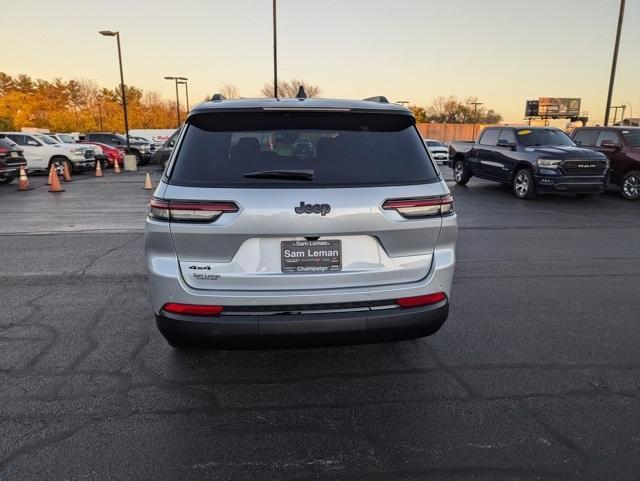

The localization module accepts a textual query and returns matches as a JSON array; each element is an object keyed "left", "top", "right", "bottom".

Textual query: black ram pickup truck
[{"left": 448, "top": 126, "right": 609, "bottom": 199}]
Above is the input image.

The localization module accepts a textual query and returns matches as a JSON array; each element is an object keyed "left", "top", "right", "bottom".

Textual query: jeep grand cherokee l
[{"left": 145, "top": 96, "right": 457, "bottom": 348}]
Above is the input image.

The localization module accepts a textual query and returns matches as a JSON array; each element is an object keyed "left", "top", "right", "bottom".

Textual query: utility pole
[
  {"left": 604, "top": 0, "right": 625, "bottom": 126},
  {"left": 471, "top": 101, "right": 483, "bottom": 140},
  {"left": 396, "top": 100, "right": 409, "bottom": 108},
  {"left": 272, "top": 0, "right": 278, "bottom": 98}
]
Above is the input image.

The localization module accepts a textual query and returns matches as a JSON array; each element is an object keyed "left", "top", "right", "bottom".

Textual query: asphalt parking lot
[{"left": 1, "top": 165, "right": 640, "bottom": 481}]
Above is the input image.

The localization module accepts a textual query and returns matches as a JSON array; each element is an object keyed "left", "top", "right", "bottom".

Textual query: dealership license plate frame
[{"left": 281, "top": 239, "right": 342, "bottom": 274}]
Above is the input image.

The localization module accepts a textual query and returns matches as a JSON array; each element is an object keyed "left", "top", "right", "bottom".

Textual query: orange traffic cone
[
  {"left": 95, "top": 159, "right": 103, "bottom": 177},
  {"left": 143, "top": 172, "right": 153, "bottom": 190},
  {"left": 113, "top": 158, "right": 121, "bottom": 174},
  {"left": 46, "top": 165, "right": 53, "bottom": 185},
  {"left": 17, "top": 166, "right": 33, "bottom": 191},
  {"left": 62, "top": 160, "right": 72, "bottom": 182},
  {"left": 48, "top": 166, "right": 65, "bottom": 193}
]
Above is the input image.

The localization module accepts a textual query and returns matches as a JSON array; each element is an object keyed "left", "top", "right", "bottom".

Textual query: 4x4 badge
[{"left": 294, "top": 202, "right": 331, "bottom": 216}]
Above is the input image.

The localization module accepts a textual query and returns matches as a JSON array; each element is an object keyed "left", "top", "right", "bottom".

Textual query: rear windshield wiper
[{"left": 243, "top": 169, "right": 314, "bottom": 181}]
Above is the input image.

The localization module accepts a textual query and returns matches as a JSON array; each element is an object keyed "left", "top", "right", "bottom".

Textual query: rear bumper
[{"left": 156, "top": 300, "right": 448, "bottom": 347}]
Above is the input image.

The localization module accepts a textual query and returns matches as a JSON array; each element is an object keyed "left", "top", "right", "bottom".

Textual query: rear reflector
[
  {"left": 383, "top": 196, "right": 454, "bottom": 218},
  {"left": 397, "top": 292, "right": 447, "bottom": 308},
  {"left": 162, "top": 303, "right": 224, "bottom": 316},
  {"left": 149, "top": 198, "right": 238, "bottom": 223}
]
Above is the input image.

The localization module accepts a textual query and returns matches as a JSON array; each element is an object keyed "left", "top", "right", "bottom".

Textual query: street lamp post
[
  {"left": 620, "top": 101, "right": 633, "bottom": 124},
  {"left": 164, "top": 76, "right": 181, "bottom": 126},
  {"left": 470, "top": 101, "right": 483, "bottom": 141},
  {"left": 177, "top": 79, "right": 189, "bottom": 112},
  {"left": 604, "top": 0, "right": 626, "bottom": 126},
  {"left": 99, "top": 30, "right": 130, "bottom": 152}
]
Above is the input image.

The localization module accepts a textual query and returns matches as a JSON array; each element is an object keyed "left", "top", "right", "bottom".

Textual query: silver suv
[{"left": 145, "top": 95, "right": 457, "bottom": 348}]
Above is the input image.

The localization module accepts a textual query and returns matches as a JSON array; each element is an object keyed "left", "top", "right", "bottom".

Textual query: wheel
[
  {"left": 621, "top": 170, "right": 640, "bottom": 201},
  {"left": 134, "top": 151, "right": 143, "bottom": 165},
  {"left": 576, "top": 193, "right": 593, "bottom": 199},
  {"left": 49, "top": 156, "right": 67, "bottom": 175},
  {"left": 453, "top": 159, "right": 471, "bottom": 185},
  {"left": 101, "top": 159, "right": 110, "bottom": 170},
  {"left": 0, "top": 176, "right": 16, "bottom": 185},
  {"left": 513, "top": 168, "right": 536, "bottom": 199}
]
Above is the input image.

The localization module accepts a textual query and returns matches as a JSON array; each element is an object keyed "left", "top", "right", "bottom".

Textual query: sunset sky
[{"left": 2, "top": 0, "right": 638, "bottom": 124}]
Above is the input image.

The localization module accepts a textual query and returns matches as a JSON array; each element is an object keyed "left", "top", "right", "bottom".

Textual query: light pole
[
  {"left": 604, "top": 0, "right": 626, "bottom": 126},
  {"left": 164, "top": 76, "right": 186, "bottom": 126},
  {"left": 177, "top": 79, "right": 189, "bottom": 113},
  {"left": 470, "top": 101, "right": 483, "bottom": 140},
  {"left": 396, "top": 100, "right": 409, "bottom": 108},
  {"left": 620, "top": 101, "right": 633, "bottom": 124},
  {"left": 99, "top": 30, "right": 130, "bottom": 152},
  {"left": 611, "top": 105, "right": 624, "bottom": 125},
  {"left": 272, "top": 0, "right": 278, "bottom": 97}
]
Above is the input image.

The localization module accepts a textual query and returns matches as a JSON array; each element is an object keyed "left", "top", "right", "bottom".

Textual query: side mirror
[
  {"left": 600, "top": 139, "right": 620, "bottom": 149},
  {"left": 168, "top": 140, "right": 175, "bottom": 148},
  {"left": 496, "top": 139, "right": 516, "bottom": 150}
]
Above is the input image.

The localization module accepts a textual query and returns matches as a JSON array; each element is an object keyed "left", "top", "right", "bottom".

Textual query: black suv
[
  {"left": 82, "top": 133, "right": 153, "bottom": 164},
  {"left": 449, "top": 126, "right": 609, "bottom": 199}
]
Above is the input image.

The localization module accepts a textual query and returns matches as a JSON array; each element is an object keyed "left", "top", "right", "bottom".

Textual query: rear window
[{"left": 168, "top": 112, "right": 438, "bottom": 188}]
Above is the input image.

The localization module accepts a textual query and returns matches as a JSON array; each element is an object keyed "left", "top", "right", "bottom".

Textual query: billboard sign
[
  {"left": 525, "top": 100, "right": 539, "bottom": 117},
  {"left": 538, "top": 98, "right": 581, "bottom": 118}
]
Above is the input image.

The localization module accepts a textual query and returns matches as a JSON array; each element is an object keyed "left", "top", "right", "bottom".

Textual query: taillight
[
  {"left": 397, "top": 292, "right": 447, "bottom": 308},
  {"left": 149, "top": 198, "right": 238, "bottom": 223},
  {"left": 162, "top": 303, "right": 223, "bottom": 316},
  {"left": 0, "top": 147, "right": 7, "bottom": 157},
  {"left": 382, "top": 196, "right": 454, "bottom": 218}
]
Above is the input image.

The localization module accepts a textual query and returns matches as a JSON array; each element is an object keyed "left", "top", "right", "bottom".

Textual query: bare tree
[
  {"left": 220, "top": 84, "right": 240, "bottom": 99},
  {"left": 260, "top": 79, "right": 321, "bottom": 98}
]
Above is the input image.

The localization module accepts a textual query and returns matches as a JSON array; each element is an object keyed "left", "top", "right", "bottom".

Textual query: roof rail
[
  {"left": 210, "top": 93, "right": 227, "bottom": 101},
  {"left": 363, "top": 96, "right": 389, "bottom": 103}
]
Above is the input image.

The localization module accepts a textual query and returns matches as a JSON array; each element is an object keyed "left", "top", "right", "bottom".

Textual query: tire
[
  {"left": 49, "top": 156, "right": 67, "bottom": 175},
  {"left": 101, "top": 159, "right": 110, "bottom": 170},
  {"left": 134, "top": 151, "right": 143, "bottom": 165},
  {"left": 453, "top": 159, "right": 471, "bottom": 186},
  {"left": 513, "top": 168, "right": 536, "bottom": 199},
  {"left": 621, "top": 170, "right": 640, "bottom": 201},
  {"left": 0, "top": 176, "right": 16, "bottom": 185}
]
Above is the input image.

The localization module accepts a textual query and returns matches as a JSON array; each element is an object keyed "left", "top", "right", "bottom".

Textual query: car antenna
[{"left": 296, "top": 86, "right": 307, "bottom": 99}]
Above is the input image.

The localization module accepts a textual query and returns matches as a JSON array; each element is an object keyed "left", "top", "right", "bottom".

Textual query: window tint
[
  {"left": 595, "top": 130, "right": 620, "bottom": 147},
  {"left": 516, "top": 129, "right": 574, "bottom": 146},
  {"left": 498, "top": 129, "right": 516, "bottom": 144},
  {"left": 6, "top": 134, "right": 25, "bottom": 145},
  {"left": 169, "top": 112, "right": 438, "bottom": 188},
  {"left": 479, "top": 129, "right": 499, "bottom": 146},
  {"left": 573, "top": 130, "right": 598, "bottom": 146}
]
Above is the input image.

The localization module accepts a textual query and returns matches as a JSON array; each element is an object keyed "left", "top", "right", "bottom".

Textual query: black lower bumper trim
[{"left": 156, "top": 301, "right": 449, "bottom": 348}]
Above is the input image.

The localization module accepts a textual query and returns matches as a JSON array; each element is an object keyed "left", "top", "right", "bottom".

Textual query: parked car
[
  {"left": 82, "top": 132, "right": 153, "bottom": 164},
  {"left": 150, "top": 129, "right": 179, "bottom": 169},
  {"left": 571, "top": 126, "right": 640, "bottom": 201},
  {"left": 424, "top": 138, "right": 449, "bottom": 164},
  {"left": 145, "top": 95, "right": 457, "bottom": 348},
  {"left": 0, "top": 132, "right": 96, "bottom": 174},
  {"left": 0, "top": 136, "right": 27, "bottom": 184},
  {"left": 129, "top": 135, "right": 159, "bottom": 151},
  {"left": 449, "top": 126, "right": 609, "bottom": 199},
  {"left": 46, "top": 133, "right": 76, "bottom": 144},
  {"left": 79, "top": 141, "right": 124, "bottom": 169}
]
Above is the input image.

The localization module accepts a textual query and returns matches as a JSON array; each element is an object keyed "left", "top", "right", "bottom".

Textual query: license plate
[
  {"left": 10, "top": 152, "right": 18, "bottom": 158},
  {"left": 281, "top": 240, "right": 342, "bottom": 273}
]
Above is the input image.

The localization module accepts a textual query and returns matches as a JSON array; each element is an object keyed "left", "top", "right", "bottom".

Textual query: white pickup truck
[{"left": 0, "top": 132, "right": 96, "bottom": 174}]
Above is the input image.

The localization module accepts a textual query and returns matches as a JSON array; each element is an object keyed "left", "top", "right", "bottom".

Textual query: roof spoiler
[
  {"left": 210, "top": 93, "right": 227, "bottom": 101},
  {"left": 363, "top": 96, "right": 389, "bottom": 103}
]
